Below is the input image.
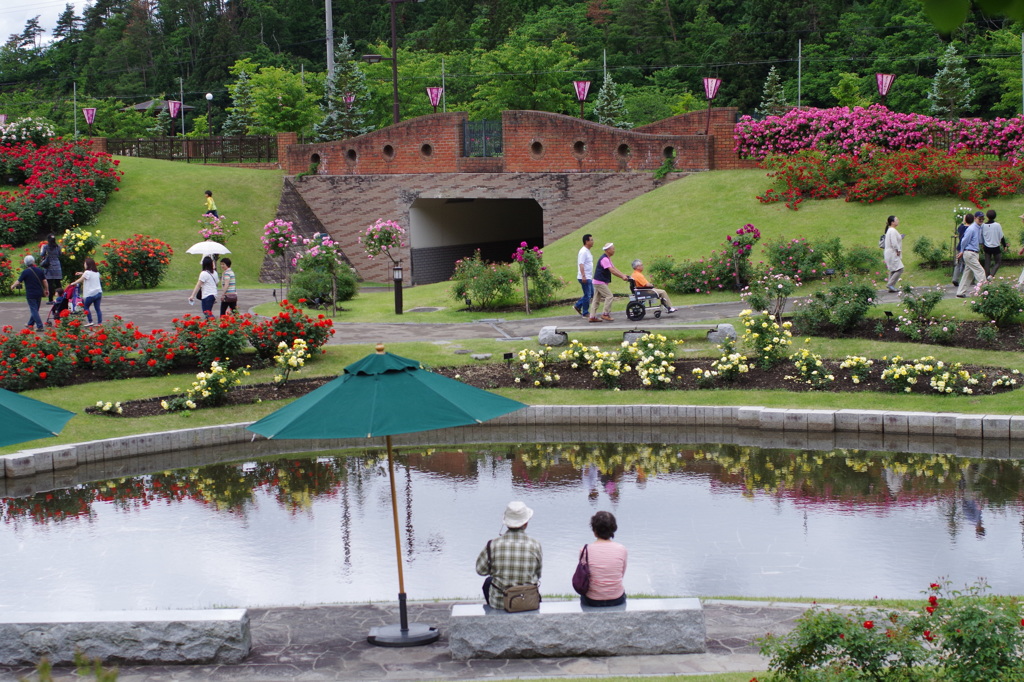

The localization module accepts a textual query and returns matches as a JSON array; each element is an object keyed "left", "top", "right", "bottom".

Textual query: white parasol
[{"left": 186, "top": 241, "right": 231, "bottom": 257}]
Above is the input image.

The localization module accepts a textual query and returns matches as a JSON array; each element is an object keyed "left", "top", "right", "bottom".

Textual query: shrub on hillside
[
  {"left": 968, "top": 278, "right": 1024, "bottom": 326},
  {"left": 764, "top": 236, "right": 829, "bottom": 280},
  {"left": 649, "top": 225, "right": 761, "bottom": 294},
  {"left": 449, "top": 250, "right": 518, "bottom": 309},
  {"left": 101, "top": 234, "right": 173, "bottom": 290},
  {"left": 912, "top": 236, "right": 948, "bottom": 269}
]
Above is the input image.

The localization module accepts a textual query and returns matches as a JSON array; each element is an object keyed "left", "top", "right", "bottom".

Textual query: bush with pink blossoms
[
  {"left": 261, "top": 219, "right": 300, "bottom": 258},
  {"left": 648, "top": 225, "right": 761, "bottom": 294}
]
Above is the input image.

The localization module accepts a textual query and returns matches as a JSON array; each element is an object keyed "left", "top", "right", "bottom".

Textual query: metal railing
[
  {"left": 106, "top": 136, "right": 278, "bottom": 163},
  {"left": 463, "top": 120, "right": 503, "bottom": 158}
]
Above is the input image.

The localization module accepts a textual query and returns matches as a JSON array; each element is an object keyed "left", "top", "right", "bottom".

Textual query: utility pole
[{"left": 326, "top": 0, "right": 335, "bottom": 83}]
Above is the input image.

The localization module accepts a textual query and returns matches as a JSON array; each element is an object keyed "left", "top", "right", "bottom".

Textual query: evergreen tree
[
  {"left": 756, "top": 66, "right": 788, "bottom": 117},
  {"left": 222, "top": 70, "right": 256, "bottom": 136},
  {"left": 593, "top": 72, "right": 632, "bottom": 129},
  {"left": 314, "top": 35, "right": 373, "bottom": 141},
  {"left": 928, "top": 43, "right": 973, "bottom": 120}
]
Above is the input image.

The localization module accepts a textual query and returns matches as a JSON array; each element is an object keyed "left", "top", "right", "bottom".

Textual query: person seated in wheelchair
[{"left": 629, "top": 259, "right": 676, "bottom": 313}]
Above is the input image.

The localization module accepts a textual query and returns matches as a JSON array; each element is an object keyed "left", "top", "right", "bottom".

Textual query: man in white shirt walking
[{"left": 574, "top": 234, "right": 594, "bottom": 317}]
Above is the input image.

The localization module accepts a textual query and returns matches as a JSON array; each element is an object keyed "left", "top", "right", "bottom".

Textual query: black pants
[
  {"left": 581, "top": 593, "right": 626, "bottom": 607},
  {"left": 983, "top": 246, "right": 1002, "bottom": 277},
  {"left": 47, "top": 278, "right": 61, "bottom": 302}
]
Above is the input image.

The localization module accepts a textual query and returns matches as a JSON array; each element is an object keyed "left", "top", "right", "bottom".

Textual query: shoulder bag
[{"left": 571, "top": 544, "right": 590, "bottom": 595}]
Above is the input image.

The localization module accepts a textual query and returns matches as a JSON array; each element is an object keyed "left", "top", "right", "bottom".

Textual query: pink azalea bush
[{"left": 735, "top": 105, "right": 1024, "bottom": 162}]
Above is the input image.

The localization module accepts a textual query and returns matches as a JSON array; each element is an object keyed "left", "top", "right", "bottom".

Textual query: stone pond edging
[{"left": 3, "top": 405, "right": 1024, "bottom": 483}]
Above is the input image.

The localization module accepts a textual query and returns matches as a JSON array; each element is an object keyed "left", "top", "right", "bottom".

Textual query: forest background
[{"left": 0, "top": 0, "right": 1023, "bottom": 138}]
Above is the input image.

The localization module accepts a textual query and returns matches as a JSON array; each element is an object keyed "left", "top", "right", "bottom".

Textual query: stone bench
[
  {"left": 0, "top": 609, "right": 251, "bottom": 665},
  {"left": 448, "top": 598, "right": 705, "bottom": 660},
  {"left": 539, "top": 323, "right": 733, "bottom": 347}
]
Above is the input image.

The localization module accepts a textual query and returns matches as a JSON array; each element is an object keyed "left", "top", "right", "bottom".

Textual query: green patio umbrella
[
  {"left": 248, "top": 344, "right": 526, "bottom": 646},
  {"left": 0, "top": 388, "right": 75, "bottom": 448}
]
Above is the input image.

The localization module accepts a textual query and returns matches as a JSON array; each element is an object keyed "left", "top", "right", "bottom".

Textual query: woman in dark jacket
[{"left": 40, "top": 234, "right": 63, "bottom": 303}]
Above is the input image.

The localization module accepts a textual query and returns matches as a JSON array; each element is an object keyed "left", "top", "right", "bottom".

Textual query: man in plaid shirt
[{"left": 475, "top": 501, "right": 543, "bottom": 610}]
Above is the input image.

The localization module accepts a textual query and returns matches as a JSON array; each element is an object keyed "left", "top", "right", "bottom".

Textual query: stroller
[{"left": 46, "top": 283, "right": 84, "bottom": 327}]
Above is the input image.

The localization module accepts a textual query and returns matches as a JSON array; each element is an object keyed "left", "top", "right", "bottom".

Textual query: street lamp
[
  {"left": 205, "top": 93, "right": 213, "bottom": 134},
  {"left": 573, "top": 80, "right": 590, "bottom": 118},
  {"left": 702, "top": 77, "right": 722, "bottom": 135},
  {"left": 392, "top": 261, "right": 403, "bottom": 315},
  {"left": 426, "top": 86, "right": 443, "bottom": 113},
  {"left": 362, "top": 0, "right": 425, "bottom": 126},
  {"left": 876, "top": 73, "right": 896, "bottom": 107}
]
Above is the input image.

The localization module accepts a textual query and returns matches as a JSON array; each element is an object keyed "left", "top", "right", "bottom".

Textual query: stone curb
[{"left": 3, "top": 405, "right": 1022, "bottom": 480}]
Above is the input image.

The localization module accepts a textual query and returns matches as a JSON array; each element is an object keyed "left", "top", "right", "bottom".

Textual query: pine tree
[
  {"left": 756, "top": 66, "right": 788, "bottom": 117},
  {"left": 928, "top": 43, "right": 973, "bottom": 120},
  {"left": 314, "top": 35, "right": 373, "bottom": 142},
  {"left": 222, "top": 70, "right": 256, "bottom": 137},
  {"left": 593, "top": 72, "right": 632, "bottom": 129}
]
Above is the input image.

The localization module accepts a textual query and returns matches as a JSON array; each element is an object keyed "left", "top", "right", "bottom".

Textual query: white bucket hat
[
  {"left": 502, "top": 500, "right": 534, "bottom": 529},
  {"left": 603, "top": 242, "right": 614, "bottom": 251}
]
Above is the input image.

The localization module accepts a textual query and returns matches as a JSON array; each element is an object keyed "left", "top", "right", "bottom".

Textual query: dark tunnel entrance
[{"left": 408, "top": 198, "right": 543, "bottom": 285}]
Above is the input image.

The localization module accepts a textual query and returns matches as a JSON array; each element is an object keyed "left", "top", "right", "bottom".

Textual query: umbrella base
[{"left": 367, "top": 622, "right": 440, "bottom": 647}]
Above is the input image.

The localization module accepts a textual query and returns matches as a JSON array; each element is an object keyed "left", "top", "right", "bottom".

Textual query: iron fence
[
  {"left": 105, "top": 136, "right": 278, "bottom": 163},
  {"left": 463, "top": 120, "right": 503, "bottom": 158}
]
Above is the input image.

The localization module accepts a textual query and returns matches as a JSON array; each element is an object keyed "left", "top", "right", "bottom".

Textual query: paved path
[
  {"left": 0, "top": 600, "right": 808, "bottom": 681},
  {"left": 0, "top": 285, "right": 922, "bottom": 346}
]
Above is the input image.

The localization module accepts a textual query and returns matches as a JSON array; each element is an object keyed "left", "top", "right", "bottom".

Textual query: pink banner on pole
[
  {"left": 573, "top": 80, "right": 591, "bottom": 102},
  {"left": 167, "top": 100, "right": 181, "bottom": 119},
  {"left": 703, "top": 77, "right": 722, "bottom": 100},
  {"left": 83, "top": 108, "right": 97, "bottom": 125},
  {"left": 343, "top": 92, "right": 355, "bottom": 106},
  {"left": 876, "top": 73, "right": 896, "bottom": 97},
  {"left": 426, "top": 86, "right": 444, "bottom": 108},
  {"left": 0, "top": 114, "right": 6, "bottom": 125}
]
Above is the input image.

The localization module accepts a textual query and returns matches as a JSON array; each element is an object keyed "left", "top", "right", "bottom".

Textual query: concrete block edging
[{"left": 2, "top": 406, "right": 1019, "bottom": 479}]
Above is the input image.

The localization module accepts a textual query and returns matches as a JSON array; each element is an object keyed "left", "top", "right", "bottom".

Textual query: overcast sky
[{"left": 1, "top": 0, "right": 70, "bottom": 48}]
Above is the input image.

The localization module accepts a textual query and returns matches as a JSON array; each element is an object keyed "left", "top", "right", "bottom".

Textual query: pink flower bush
[
  {"left": 359, "top": 219, "right": 406, "bottom": 265},
  {"left": 261, "top": 219, "right": 299, "bottom": 258}
]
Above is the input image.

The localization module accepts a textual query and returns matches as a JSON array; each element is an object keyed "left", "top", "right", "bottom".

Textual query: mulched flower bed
[
  {"left": 818, "top": 319, "right": 1024, "bottom": 351},
  {"left": 85, "top": 377, "right": 334, "bottom": 418}
]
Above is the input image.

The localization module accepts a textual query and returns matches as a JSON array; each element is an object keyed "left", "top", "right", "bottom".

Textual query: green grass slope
[{"left": 95, "top": 157, "right": 283, "bottom": 289}]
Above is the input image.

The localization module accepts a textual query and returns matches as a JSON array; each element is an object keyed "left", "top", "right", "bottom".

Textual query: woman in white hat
[{"left": 475, "top": 501, "right": 543, "bottom": 610}]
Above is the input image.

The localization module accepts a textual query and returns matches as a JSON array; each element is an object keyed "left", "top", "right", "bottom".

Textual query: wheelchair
[{"left": 625, "top": 278, "right": 663, "bottom": 321}]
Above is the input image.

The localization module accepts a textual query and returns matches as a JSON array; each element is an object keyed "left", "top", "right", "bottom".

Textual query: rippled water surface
[{"left": 3, "top": 442, "right": 1023, "bottom": 610}]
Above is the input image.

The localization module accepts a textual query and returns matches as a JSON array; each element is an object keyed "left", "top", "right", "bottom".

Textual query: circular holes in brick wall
[
  {"left": 346, "top": 149, "right": 358, "bottom": 162},
  {"left": 663, "top": 146, "right": 675, "bottom": 159},
  {"left": 572, "top": 140, "right": 587, "bottom": 157},
  {"left": 421, "top": 143, "right": 434, "bottom": 158},
  {"left": 530, "top": 140, "right": 545, "bottom": 158},
  {"left": 382, "top": 144, "right": 395, "bottom": 160},
  {"left": 616, "top": 143, "right": 631, "bottom": 158}
]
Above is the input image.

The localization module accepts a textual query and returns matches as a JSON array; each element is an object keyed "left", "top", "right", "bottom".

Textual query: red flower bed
[{"left": 0, "top": 139, "right": 122, "bottom": 244}]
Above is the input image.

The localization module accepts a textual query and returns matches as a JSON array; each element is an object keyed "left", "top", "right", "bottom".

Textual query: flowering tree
[
  {"left": 197, "top": 214, "right": 239, "bottom": 244},
  {"left": 261, "top": 219, "right": 299, "bottom": 258},
  {"left": 511, "top": 241, "right": 563, "bottom": 312},
  {"left": 290, "top": 235, "right": 357, "bottom": 313},
  {"left": 359, "top": 219, "right": 406, "bottom": 265}
]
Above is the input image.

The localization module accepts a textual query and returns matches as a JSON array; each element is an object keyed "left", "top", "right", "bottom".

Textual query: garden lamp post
[
  {"left": 362, "top": 0, "right": 425, "bottom": 125},
  {"left": 573, "top": 80, "right": 590, "bottom": 118},
  {"left": 393, "top": 261, "right": 404, "bottom": 315},
  {"left": 426, "top": 86, "right": 443, "bottom": 113},
  {"left": 702, "top": 77, "right": 721, "bottom": 135},
  {"left": 82, "top": 107, "right": 96, "bottom": 136},
  {"left": 876, "top": 73, "right": 895, "bottom": 107},
  {"left": 205, "top": 93, "right": 213, "bottom": 133}
]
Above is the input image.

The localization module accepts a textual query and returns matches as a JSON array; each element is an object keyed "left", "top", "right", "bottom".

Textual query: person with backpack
[{"left": 11, "top": 255, "right": 49, "bottom": 331}]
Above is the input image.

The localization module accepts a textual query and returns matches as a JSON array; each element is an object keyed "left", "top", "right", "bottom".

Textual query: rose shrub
[{"left": 101, "top": 234, "right": 173, "bottom": 290}]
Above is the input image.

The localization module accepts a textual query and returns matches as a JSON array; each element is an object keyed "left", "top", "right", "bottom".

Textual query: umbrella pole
[
  {"left": 367, "top": 434, "right": 440, "bottom": 647},
  {"left": 386, "top": 434, "right": 408, "bottom": 629}
]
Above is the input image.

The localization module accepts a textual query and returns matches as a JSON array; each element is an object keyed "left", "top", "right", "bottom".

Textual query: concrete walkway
[
  {"left": 0, "top": 285, "right": 919, "bottom": 346},
  {"left": 0, "top": 600, "right": 809, "bottom": 681}
]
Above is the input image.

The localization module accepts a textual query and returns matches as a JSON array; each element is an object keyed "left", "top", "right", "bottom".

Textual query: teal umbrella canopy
[
  {"left": 0, "top": 388, "right": 75, "bottom": 448},
  {"left": 248, "top": 349, "right": 526, "bottom": 440}
]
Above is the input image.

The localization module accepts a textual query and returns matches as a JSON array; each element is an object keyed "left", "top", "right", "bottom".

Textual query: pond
[{"left": 2, "top": 438, "right": 1023, "bottom": 611}]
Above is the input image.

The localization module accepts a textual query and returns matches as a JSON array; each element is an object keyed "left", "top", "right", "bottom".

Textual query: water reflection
[{"left": 2, "top": 443, "right": 1024, "bottom": 610}]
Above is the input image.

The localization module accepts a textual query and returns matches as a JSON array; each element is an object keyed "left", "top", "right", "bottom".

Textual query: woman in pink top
[{"left": 581, "top": 511, "right": 627, "bottom": 607}]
